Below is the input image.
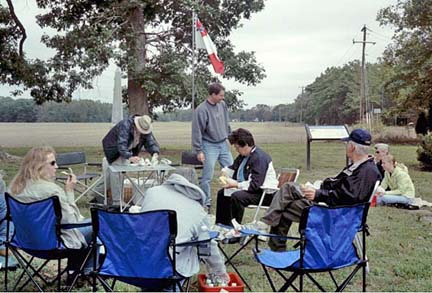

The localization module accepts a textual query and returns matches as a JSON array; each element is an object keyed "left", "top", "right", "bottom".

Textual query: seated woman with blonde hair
[
  {"left": 376, "top": 154, "right": 415, "bottom": 207},
  {"left": 9, "top": 146, "right": 95, "bottom": 277}
]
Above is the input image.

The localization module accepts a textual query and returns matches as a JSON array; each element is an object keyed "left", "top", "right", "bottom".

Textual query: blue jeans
[
  {"left": 377, "top": 194, "right": 413, "bottom": 206},
  {"left": 201, "top": 140, "right": 233, "bottom": 207},
  {"left": 68, "top": 223, "right": 99, "bottom": 275},
  {"left": 0, "top": 193, "right": 14, "bottom": 250}
]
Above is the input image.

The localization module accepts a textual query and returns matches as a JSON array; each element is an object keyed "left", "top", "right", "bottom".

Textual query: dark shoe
[{"left": 406, "top": 204, "right": 420, "bottom": 210}]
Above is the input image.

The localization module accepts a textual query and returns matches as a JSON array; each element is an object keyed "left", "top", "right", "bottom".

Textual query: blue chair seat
[{"left": 255, "top": 249, "right": 300, "bottom": 269}]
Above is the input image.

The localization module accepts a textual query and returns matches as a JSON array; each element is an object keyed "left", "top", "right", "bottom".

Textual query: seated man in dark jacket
[
  {"left": 262, "top": 128, "right": 381, "bottom": 251},
  {"left": 102, "top": 115, "right": 160, "bottom": 207},
  {"left": 215, "top": 128, "right": 277, "bottom": 226}
]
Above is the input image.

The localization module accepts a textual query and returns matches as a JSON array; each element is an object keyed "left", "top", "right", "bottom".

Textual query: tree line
[{"left": 0, "top": 97, "right": 112, "bottom": 122}]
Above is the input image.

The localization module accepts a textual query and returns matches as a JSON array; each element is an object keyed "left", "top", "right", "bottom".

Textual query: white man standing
[{"left": 192, "top": 83, "right": 233, "bottom": 209}]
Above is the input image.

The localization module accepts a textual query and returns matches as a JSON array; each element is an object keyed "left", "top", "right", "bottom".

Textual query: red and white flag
[{"left": 195, "top": 19, "right": 224, "bottom": 75}]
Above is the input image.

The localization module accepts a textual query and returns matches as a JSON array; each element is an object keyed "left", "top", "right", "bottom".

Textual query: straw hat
[{"left": 134, "top": 115, "right": 153, "bottom": 134}]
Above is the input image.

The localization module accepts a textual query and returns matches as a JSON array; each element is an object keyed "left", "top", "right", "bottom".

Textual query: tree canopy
[
  {"left": 377, "top": 0, "right": 432, "bottom": 111},
  {"left": 0, "top": 0, "right": 266, "bottom": 114}
]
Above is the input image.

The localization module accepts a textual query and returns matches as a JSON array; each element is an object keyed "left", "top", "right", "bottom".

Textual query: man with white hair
[
  {"left": 262, "top": 129, "right": 382, "bottom": 251},
  {"left": 374, "top": 143, "right": 390, "bottom": 178}
]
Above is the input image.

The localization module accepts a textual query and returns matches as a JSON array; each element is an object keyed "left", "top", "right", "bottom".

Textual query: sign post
[{"left": 305, "top": 125, "right": 350, "bottom": 170}]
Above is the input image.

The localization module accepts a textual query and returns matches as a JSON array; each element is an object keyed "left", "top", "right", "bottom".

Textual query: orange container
[
  {"left": 198, "top": 272, "right": 244, "bottom": 292},
  {"left": 370, "top": 194, "right": 377, "bottom": 207}
]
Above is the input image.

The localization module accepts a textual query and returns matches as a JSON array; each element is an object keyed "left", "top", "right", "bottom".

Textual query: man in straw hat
[{"left": 102, "top": 115, "right": 160, "bottom": 208}]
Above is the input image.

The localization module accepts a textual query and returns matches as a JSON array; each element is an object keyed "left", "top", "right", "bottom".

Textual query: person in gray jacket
[
  {"left": 192, "top": 83, "right": 233, "bottom": 208},
  {"left": 139, "top": 172, "right": 228, "bottom": 282},
  {"left": 9, "top": 146, "right": 96, "bottom": 274}
]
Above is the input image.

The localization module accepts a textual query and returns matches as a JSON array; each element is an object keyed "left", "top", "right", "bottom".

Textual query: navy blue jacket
[
  {"left": 102, "top": 115, "right": 160, "bottom": 164},
  {"left": 229, "top": 146, "right": 272, "bottom": 194},
  {"left": 315, "top": 157, "right": 381, "bottom": 206}
]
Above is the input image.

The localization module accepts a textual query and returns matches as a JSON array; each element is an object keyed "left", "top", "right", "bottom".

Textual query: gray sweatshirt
[
  {"left": 140, "top": 174, "right": 226, "bottom": 277},
  {"left": 192, "top": 100, "right": 231, "bottom": 152}
]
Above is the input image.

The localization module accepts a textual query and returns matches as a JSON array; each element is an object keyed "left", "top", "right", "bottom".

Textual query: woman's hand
[{"left": 65, "top": 174, "right": 77, "bottom": 192}]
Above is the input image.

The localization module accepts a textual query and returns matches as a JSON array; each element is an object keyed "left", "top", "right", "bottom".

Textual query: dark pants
[
  {"left": 215, "top": 189, "right": 273, "bottom": 226},
  {"left": 261, "top": 183, "right": 312, "bottom": 251}
]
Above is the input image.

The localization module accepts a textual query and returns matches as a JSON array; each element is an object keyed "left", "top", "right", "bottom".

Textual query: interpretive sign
[{"left": 305, "top": 125, "right": 350, "bottom": 170}]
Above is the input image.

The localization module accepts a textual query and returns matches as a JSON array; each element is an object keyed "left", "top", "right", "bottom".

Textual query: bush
[{"left": 417, "top": 133, "right": 432, "bottom": 170}]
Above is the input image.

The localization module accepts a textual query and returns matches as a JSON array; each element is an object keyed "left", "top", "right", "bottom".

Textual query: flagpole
[{"left": 191, "top": 10, "right": 196, "bottom": 110}]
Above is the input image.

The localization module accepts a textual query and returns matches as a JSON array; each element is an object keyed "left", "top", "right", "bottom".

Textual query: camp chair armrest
[
  {"left": 241, "top": 228, "right": 300, "bottom": 241},
  {"left": 61, "top": 222, "right": 92, "bottom": 229},
  {"left": 176, "top": 231, "right": 219, "bottom": 247},
  {"left": 87, "top": 162, "right": 102, "bottom": 167}
]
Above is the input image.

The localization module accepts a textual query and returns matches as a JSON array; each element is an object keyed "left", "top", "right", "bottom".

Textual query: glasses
[{"left": 48, "top": 160, "right": 57, "bottom": 166}]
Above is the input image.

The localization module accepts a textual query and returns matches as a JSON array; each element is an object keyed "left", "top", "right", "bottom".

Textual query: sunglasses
[{"left": 48, "top": 160, "right": 57, "bottom": 166}]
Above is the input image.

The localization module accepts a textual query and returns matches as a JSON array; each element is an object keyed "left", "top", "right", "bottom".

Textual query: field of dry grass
[{"left": 0, "top": 122, "right": 307, "bottom": 147}]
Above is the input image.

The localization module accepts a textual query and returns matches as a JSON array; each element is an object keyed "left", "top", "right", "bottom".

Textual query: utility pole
[
  {"left": 299, "top": 86, "right": 305, "bottom": 123},
  {"left": 353, "top": 25, "right": 375, "bottom": 128}
]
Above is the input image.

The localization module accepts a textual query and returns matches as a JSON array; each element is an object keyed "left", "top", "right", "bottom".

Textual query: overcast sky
[{"left": 0, "top": 0, "right": 396, "bottom": 108}]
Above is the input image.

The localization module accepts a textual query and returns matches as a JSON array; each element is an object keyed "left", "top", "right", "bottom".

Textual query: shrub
[{"left": 417, "top": 133, "right": 432, "bottom": 170}]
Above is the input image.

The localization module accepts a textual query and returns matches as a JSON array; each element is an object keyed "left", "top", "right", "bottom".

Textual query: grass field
[{"left": 1, "top": 123, "right": 431, "bottom": 291}]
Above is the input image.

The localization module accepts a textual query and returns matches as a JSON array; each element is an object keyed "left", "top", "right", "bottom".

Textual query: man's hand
[
  {"left": 301, "top": 186, "right": 316, "bottom": 201},
  {"left": 129, "top": 156, "right": 140, "bottom": 164},
  {"left": 197, "top": 152, "right": 205, "bottom": 163}
]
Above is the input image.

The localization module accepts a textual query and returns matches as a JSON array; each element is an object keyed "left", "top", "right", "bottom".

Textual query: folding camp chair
[
  {"left": 181, "top": 150, "right": 203, "bottom": 171},
  {"left": 90, "top": 208, "right": 217, "bottom": 292},
  {"left": 247, "top": 168, "right": 300, "bottom": 223},
  {"left": 4, "top": 193, "right": 92, "bottom": 292},
  {"left": 217, "top": 168, "right": 300, "bottom": 290},
  {"left": 247, "top": 203, "right": 370, "bottom": 292},
  {"left": 56, "top": 152, "right": 104, "bottom": 203}
]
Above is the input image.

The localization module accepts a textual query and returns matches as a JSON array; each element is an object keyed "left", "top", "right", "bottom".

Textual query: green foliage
[
  {"left": 377, "top": 0, "right": 432, "bottom": 111},
  {"left": 0, "top": 97, "right": 112, "bottom": 122},
  {"left": 417, "top": 133, "right": 432, "bottom": 170},
  {"left": 0, "top": 1, "right": 266, "bottom": 114},
  {"left": 277, "top": 61, "right": 392, "bottom": 125}
]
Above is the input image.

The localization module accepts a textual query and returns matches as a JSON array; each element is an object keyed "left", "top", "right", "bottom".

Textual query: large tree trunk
[{"left": 127, "top": 4, "right": 148, "bottom": 115}]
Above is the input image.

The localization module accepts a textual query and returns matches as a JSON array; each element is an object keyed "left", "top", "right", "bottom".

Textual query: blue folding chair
[
  {"left": 246, "top": 203, "right": 370, "bottom": 292},
  {"left": 4, "top": 193, "right": 92, "bottom": 292},
  {"left": 90, "top": 208, "right": 184, "bottom": 291}
]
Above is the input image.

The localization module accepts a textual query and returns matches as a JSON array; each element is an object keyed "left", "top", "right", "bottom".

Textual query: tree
[
  {"left": 0, "top": 1, "right": 266, "bottom": 115},
  {"left": 377, "top": 0, "right": 432, "bottom": 111}
]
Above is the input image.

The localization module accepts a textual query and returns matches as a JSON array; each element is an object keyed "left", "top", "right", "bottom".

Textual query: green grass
[{"left": 2, "top": 142, "right": 432, "bottom": 291}]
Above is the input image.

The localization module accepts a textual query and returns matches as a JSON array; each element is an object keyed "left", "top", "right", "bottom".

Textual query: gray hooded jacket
[{"left": 140, "top": 174, "right": 226, "bottom": 278}]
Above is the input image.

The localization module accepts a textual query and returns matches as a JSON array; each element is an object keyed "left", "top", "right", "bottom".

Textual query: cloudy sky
[{"left": 0, "top": 0, "right": 396, "bottom": 108}]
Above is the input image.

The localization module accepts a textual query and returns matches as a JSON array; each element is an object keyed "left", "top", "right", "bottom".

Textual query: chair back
[
  {"left": 181, "top": 151, "right": 203, "bottom": 168},
  {"left": 299, "top": 203, "right": 368, "bottom": 270},
  {"left": 5, "top": 193, "right": 62, "bottom": 252},
  {"left": 277, "top": 168, "right": 300, "bottom": 187},
  {"left": 91, "top": 208, "right": 178, "bottom": 287},
  {"left": 56, "top": 152, "right": 87, "bottom": 166}
]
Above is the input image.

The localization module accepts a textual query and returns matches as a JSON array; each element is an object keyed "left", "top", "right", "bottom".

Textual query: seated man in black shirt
[{"left": 262, "top": 128, "right": 382, "bottom": 251}]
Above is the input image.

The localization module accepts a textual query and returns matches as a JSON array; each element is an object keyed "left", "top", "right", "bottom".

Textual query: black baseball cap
[{"left": 341, "top": 128, "right": 371, "bottom": 146}]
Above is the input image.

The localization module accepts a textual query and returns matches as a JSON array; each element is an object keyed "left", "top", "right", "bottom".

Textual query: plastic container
[
  {"left": 198, "top": 272, "right": 244, "bottom": 292},
  {"left": 370, "top": 194, "right": 377, "bottom": 207}
]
